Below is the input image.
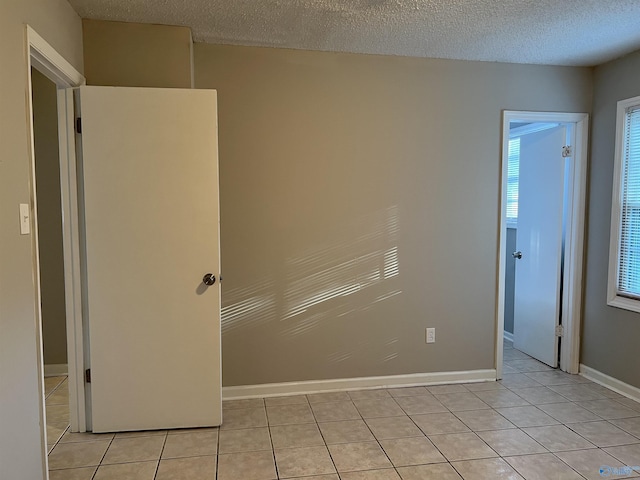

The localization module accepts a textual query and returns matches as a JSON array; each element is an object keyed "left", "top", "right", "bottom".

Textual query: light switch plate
[{"left": 20, "top": 203, "right": 30, "bottom": 235}]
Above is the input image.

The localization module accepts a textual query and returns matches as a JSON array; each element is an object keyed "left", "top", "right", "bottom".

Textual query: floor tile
[
  {"left": 114, "top": 429, "right": 167, "bottom": 438},
  {"left": 220, "top": 406, "right": 268, "bottom": 430},
  {"left": 340, "top": 470, "right": 401, "bottom": 480},
  {"left": 161, "top": 430, "right": 218, "bottom": 458},
  {"left": 365, "top": 415, "right": 423, "bottom": 439},
  {"left": 102, "top": 435, "right": 165, "bottom": 464},
  {"left": 434, "top": 393, "right": 491, "bottom": 412},
  {"left": 353, "top": 398, "right": 406, "bottom": 418},
  {"left": 218, "top": 427, "right": 271, "bottom": 454},
  {"left": 427, "top": 384, "right": 468, "bottom": 394},
  {"left": 509, "top": 386, "right": 569, "bottom": 405},
  {"left": 47, "top": 387, "right": 70, "bottom": 406},
  {"left": 500, "top": 374, "right": 542, "bottom": 389},
  {"left": 611, "top": 416, "right": 640, "bottom": 437},
  {"left": 348, "top": 389, "right": 392, "bottom": 401},
  {"left": 576, "top": 399, "right": 640, "bottom": 419},
  {"left": 523, "top": 424, "right": 595, "bottom": 451},
  {"left": 394, "top": 395, "right": 448, "bottom": 415},
  {"left": 548, "top": 384, "right": 607, "bottom": 401},
  {"left": 93, "top": 461, "right": 157, "bottom": 480},
  {"left": 217, "top": 450, "right": 277, "bottom": 480},
  {"left": 48, "top": 440, "right": 111, "bottom": 470},
  {"left": 271, "top": 423, "right": 325, "bottom": 448},
  {"left": 473, "top": 390, "right": 529, "bottom": 408},
  {"left": 502, "top": 365, "right": 520, "bottom": 374},
  {"left": 318, "top": 419, "right": 375, "bottom": 444},
  {"left": 556, "top": 449, "right": 635, "bottom": 480},
  {"left": 156, "top": 455, "right": 217, "bottom": 480},
  {"left": 495, "top": 406, "right": 560, "bottom": 427},
  {"left": 503, "top": 350, "right": 531, "bottom": 361},
  {"left": 265, "top": 395, "right": 308, "bottom": 407},
  {"left": 604, "top": 443, "right": 640, "bottom": 466},
  {"left": 328, "top": 441, "right": 393, "bottom": 472},
  {"left": 397, "top": 463, "right": 463, "bottom": 479},
  {"left": 49, "top": 466, "right": 97, "bottom": 480},
  {"left": 582, "top": 383, "right": 625, "bottom": 399},
  {"left": 452, "top": 457, "right": 525, "bottom": 479},
  {"left": 504, "top": 452, "right": 583, "bottom": 479},
  {"left": 454, "top": 409, "right": 516, "bottom": 432},
  {"left": 275, "top": 445, "right": 336, "bottom": 478},
  {"left": 463, "top": 382, "right": 507, "bottom": 392},
  {"left": 45, "top": 376, "right": 67, "bottom": 395},
  {"left": 46, "top": 405, "right": 70, "bottom": 427},
  {"left": 388, "top": 387, "right": 429, "bottom": 397},
  {"left": 428, "top": 432, "right": 498, "bottom": 462},
  {"left": 617, "top": 398, "right": 640, "bottom": 412},
  {"left": 285, "top": 476, "right": 339, "bottom": 480},
  {"left": 311, "top": 401, "right": 361, "bottom": 422},
  {"left": 525, "top": 371, "right": 583, "bottom": 386},
  {"left": 569, "top": 421, "right": 640, "bottom": 447},
  {"left": 60, "top": 431, "right": 115, "bottom": 443},
  {"left": 167, "top": 427, "right": 218, "bottom": 435},
  {"left": 379, "top": 436, "right": 446, "bottom": 466},
  {"left": 267, "top": 404, "right": 315, "bottom": 425},
  {"left": 223, "top": 398, "right": 265, "bottom": 410},
  {"left": 538, "top": 402, "right": 602, "bottom": 423},
  {"left": 307, "top": 392, "right": 351, "bottom": 404},
  {"left": 507, "top": 359, "right": 553, "bottom": 373},
  {"left": 411, "top": 412, "right": 471, "bottom": 435},
  {"left": 477, "top": 428, "right": 546, "bottom": 456}
]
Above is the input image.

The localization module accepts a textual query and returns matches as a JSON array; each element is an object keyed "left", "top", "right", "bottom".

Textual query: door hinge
[
  {"left": 85, "top": 368, "right": 91, "bottom": 383},
  {"left": 562, "top": 145, "right": 572, "bottom": 158},
  {"left": 76, "top": 117, "right": 82, "bottom": 134},
  {"left": 555, "top": 325, "right": 564, "bottom": 337}
]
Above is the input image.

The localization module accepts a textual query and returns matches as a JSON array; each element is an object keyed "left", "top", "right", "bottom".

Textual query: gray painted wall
[
  {"left": 504, "top": 227, "right": 517, "bottom": 335},
  {"left": 195, "top": 43, "right": 592, "bottom": 387},
  {"left": 31, "top": 68, "right": 68, "bottom": 366},
  {"left": 582, "top": 49, "right": 640, "bottom": 388}
]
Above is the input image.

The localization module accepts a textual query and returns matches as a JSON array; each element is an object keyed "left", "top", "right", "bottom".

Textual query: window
[
  {"left": 506, "top": 137, "right": 520, "bottom": 226},
  {"left": 608, "top": 96, "right": 640, "bottom": 312}
]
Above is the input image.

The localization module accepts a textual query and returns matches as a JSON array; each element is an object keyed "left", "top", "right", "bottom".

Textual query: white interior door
[
  {"left": 77, "top": 86, "right": 221, "bottom": 433},
  {"left": 513, "top": 126, "right": 566, "bottom": 367}
]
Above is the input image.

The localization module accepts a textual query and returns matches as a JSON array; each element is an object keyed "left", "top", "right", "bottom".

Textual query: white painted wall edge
[
  {"left": 222, "top": 369, "right": 496, "bottom": 400},
  {"left": 44, "top": 364, "right": 68, "bottom": 377},
  {"left": 580, "top": 364, "right": 640, "bottom": 403},
  {"left": 503, "top": 331, "right": 514, "bottom": 343}
]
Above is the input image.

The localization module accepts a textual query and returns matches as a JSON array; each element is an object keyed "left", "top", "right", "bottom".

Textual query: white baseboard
[
  {"left": 579, "top": 364, "right": 640, "bottom": 403},
  {"left": 44, "top": 364, "right": 68, "bottom": 377},
  {"left": 503, "top": 331, "right": 514, "bottom": 343},
  {"left": 222, "top": 369, "right": 497, "bottom": 400}
]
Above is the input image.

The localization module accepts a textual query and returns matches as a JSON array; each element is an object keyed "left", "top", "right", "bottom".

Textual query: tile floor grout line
[
  {"left": 151, "top": 431, "right": 168, "bottom": 480},
  {"left": 305, "top": 392, "right": 341, "bottom": 479},
  {"left": 263, "top": 398, "right": 282, "bottom": 479}
]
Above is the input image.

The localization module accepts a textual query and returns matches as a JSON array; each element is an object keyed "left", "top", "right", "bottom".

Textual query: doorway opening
[{"left": 496, "top": 111, "right": 589, "bottom": 380}]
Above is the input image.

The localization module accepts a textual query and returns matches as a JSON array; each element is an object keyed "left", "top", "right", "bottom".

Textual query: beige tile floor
[
  {"left": 45, "top": 375, "right": 71, "bottom": 453},
  {"left": 47, "top": 342, "right": 640, "bottom": 479}
]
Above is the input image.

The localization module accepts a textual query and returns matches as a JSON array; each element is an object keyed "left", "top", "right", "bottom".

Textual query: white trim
[
  {"left": 222, "top": 369, "right": 496, "bottom": 400},
  {"left": 607, "top": 95, "right": 640, "bottom": 314},
  {"left": 44, "top": 364, "right": 68, "bottom": 377},
  {"left": 503, "top": 331, "right": 514, "bottom": 343},
  {"left": 26, "top": 25, "right": 86, "bottom": 480},
  {"left": 497, "top": 110, "right": 589, "bottom": 379},
  {"left": 510, "top": 122, "right": 560, "bottom": 139},
  {"left": 580, "top": 364, "right": 640, "bottom": 403}
]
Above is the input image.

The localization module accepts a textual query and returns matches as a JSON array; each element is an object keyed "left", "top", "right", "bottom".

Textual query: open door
[
  {"left": 76, "top": 86, "right": 221, "bottom": 432},
  {"left": 513, "top": 126, "right": 566, "bottom": 367}
]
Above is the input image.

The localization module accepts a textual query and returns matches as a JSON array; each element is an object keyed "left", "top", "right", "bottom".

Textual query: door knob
[
  {"left": 512, "top": 251, "right": 523, "bottom": 259},
  {"left": 202, "top": 273, "right": 216, "bottom": 286}
]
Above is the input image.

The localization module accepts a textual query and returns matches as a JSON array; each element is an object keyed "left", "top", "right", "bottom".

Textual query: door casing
[
  {"left": 496, "top": 110, "right": 589, "bottom": 379},
  {"left": 25, "top": 25, "right": 86, "bottom": 479}
]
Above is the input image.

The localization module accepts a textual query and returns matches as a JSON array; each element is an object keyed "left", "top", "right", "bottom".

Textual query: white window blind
[
  {"left": 506, "top": 137, "right": 520, "bottom": 224},
  {"left": 617, "top": 106, "right": 640, "bottom": 298}
]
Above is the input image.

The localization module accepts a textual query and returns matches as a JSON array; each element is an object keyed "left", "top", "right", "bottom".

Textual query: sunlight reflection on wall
[{"left": 222, "top": 205, "right": 402, "bottom": 365}]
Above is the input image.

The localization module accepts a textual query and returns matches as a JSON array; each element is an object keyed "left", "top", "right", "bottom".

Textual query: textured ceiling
[{"left": 68, "top": 0, "right": 640, "bottom": 66}]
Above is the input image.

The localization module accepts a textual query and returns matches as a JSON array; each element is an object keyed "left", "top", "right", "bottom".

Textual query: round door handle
[
  {"left": 203, "top": 273, "right": 216, "bottom": 286},
  {"left": 512, "top": 251, "right": 523, "bottom": 259}
]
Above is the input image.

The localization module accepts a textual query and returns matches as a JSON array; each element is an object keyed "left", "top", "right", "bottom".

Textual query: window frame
[{"left": 607, "top": 95, "right": 640, "bottom": 313}]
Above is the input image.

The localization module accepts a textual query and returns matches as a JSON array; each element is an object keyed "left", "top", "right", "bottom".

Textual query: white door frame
[
  {"left": 496, "top": 110, "right": 589, "bottom": 379},
  {"left": 25, "top": 24, "right": 86, "bottom": 476}
]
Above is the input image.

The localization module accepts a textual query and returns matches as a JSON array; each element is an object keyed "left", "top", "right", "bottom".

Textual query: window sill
[{"left": 607, "top": 294, "right": 640, "bottom": 314}]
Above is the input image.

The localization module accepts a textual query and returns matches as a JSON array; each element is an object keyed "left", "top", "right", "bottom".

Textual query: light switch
[{"left": 19, "top": 203, "right": 30, "bottom": 235}]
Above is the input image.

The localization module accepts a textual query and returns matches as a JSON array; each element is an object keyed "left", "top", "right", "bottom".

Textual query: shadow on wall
[{"left": 221, "top": 205, "right": 402, "bottom": 363}]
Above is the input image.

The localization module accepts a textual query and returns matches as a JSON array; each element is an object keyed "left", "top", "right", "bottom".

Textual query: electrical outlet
[{"left": 426, "top": 327, "right": 435, "bottom": 344}]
